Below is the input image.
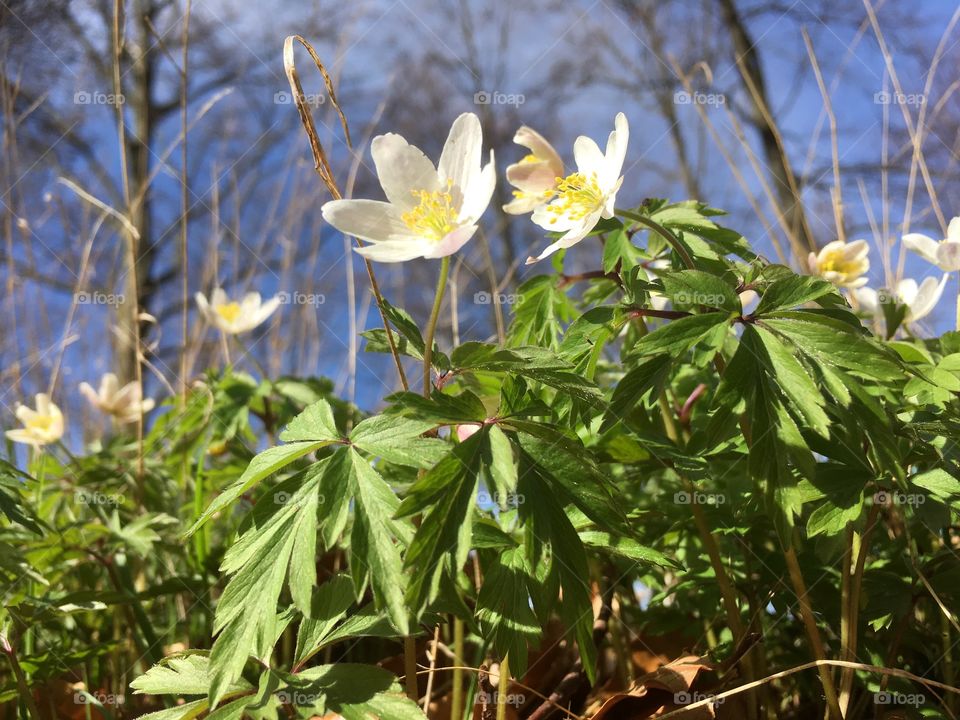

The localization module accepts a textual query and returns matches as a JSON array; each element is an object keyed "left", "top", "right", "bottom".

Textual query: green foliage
[{"left": 5, "top": 197, "right": 959, "bottom": 720}]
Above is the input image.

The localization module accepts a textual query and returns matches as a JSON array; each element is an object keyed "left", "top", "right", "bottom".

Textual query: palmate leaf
[
  {"left": 131, "top": 654, "right": 252, "bottom": 697},
  {"left": 186, "top": 398, "right": 342, "bottom": 536},
  {"left": 396, "top": 429, "right": 485, "bottom": 614},
  {"left": 661, "top": 269, "right": 740, "bottom": 312},
  {"left": 753, "top": 274, "right": 838, "bottom": 315},
  {"left": 476, "top": 547, "right": 541, "bottom": 677},
  {"left": 517, "top": 447, "right": 597, "bottom": 682},
  {"left": 349, "top": 414, "right": 447, "bottom": 468},
  {"left": 290, "top": 664, "right": 426, "bottom": 720},
  {"left": 632, "top": 313, "right": 732, "bottom": 358}
]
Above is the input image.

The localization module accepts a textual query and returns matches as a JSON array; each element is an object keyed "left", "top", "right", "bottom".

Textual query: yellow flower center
[
  {"left": 215, "top": 302, "right": 242, "bottom": 324},
  {"left": 819, "top": 250, "right": 861, "bottom": 280},
  {"left": 27, "top": 415, "right": 53, "bottom": 432},
  {"left": 401, "top": 184, "right": 459, "bottom": 241},
  {"left": 519, "top": 153, "right": 540, "bottom": 163},
  {"left": 544, "top": 172, "right": 604, "bottom": 224}
]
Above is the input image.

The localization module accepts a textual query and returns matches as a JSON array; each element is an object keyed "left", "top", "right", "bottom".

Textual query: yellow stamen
[
  {"left": 215, "top": 302, "right": 242, "bottom": 324},
  {"left": 401, "top": 182, "right": 459, "bottom": 241},
  {"left": 819, "top": 249, "right": 864, "bottom": 282},
  {"left": 544, "top": 172, "right": 603, "bottom": 224},
  {"left": 519, "top": 153, "right": 540, "bottom": 163},
  {"left": 26, "top": 415, "right": 53, "bottom": 432}
]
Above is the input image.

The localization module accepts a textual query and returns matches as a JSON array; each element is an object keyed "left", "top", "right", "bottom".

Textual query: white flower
[
  {"left": 6, "top": 393, "right": 64, "bottom": 447},
  {"left": 321, "top": 113, "right": 495, "bottom": 263},
  {"left": 502, "top": 126, "right": 564, "bottom": 215},
  {"left": 79, "top": 373, "right": 155, "bottom": 423},
  {"left": 902, "top": 217, "right": 960, "bottom": 271},
  {"left": 808, "top": 239, "right": 870, "bottom": 289},
  {"left": 855, "top": 275, "right": 947, "bottom": 326},
  {"left": 526, "top": 112, "right": 629, "bottom": 265},
  {"left": 196, "top": 289, "right": 280, "bottom": 335}
]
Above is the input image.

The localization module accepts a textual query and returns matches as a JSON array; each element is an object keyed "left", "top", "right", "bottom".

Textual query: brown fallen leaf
[{"left": 589, "top": 655, "right": 717, "bottom": 720}]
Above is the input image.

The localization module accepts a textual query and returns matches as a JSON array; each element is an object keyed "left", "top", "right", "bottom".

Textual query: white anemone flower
[
  {"left": 854, "top": 275, "right": 948, "bottom": 326},
  {"left": 902, "top": 217, "right": 960, "bottom": 271},
  {"left": 6, "top": 393, "right": 64, "bottom": 447},
  {"left": 527, "top": 112, "right": 629, "bottom": 265},
  {"left": 807, "top": 239, "right": 870, "bottom": 289},
  {"left": 321, "top": 113, "right": 495, "bottom": 263},
  {"left": 503, "top": 126, "right": 564, "bottom": 215},
  {"left": 79, "top": 373, "right": 155, "bottom": 423},
  {"left": 196, "top": 289, "right": 281, "bottom": 335}
]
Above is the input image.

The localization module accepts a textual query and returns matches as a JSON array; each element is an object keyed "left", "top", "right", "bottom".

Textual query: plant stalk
[
  {"left": 423, "top": 256, "right": 450, "bottom": 398},
  {"left": 496, "top": 654, "right": 510, "bottom": 720}
]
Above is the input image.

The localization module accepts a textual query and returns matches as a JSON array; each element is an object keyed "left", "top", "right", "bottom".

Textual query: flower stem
[
  {"left": 955, "top": 271, "right": 959, "bottom": 332},
  {"left": 495, "top": 654, "right": 510, "bottom": 720},
  {"left": 422, "top": 256, "right": 450, "bottom": 398},
  {"left": 616, "top": 208, "right": 696, "bottom": 270}
]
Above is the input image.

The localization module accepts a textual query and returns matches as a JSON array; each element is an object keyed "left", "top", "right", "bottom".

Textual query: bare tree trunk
[
  {"left": 717, "top": 0, "right": 817, "bottom": 260},
  {"left": 114, "top": 0, "right": 158, "bottom": 385}
]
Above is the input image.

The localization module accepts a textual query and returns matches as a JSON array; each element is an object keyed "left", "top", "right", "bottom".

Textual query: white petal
[
  {"left": 322, "top": 199, "right": 420, "bottom": 244},
  {"left": 210, "top": 288, "right": 228, "bottom": 307},
  {"left": 937, "top": 242, "right": 960, "bottom": 271},
  {"left": 895, "top": 278, "right": 919, "bottom": 307},
  {"left": 253, "top": 295, "right": 282, "bottom": 327},
  {"left": 948, "top": 217, "right": 960, "bottom": 243},
  {"left": 6, "top": 429, "right": 41, "bottom": 446},
  {"left": 514, "top": 126, "right": 563, "bottom": 175},
  {"left": 438, "top": 113, "right": 483, "bottom": 203},
  {"left": 459, "top": 150, "right": 496, "bottom": 224},
  {"left": 371, "top": 133, "right": 440, "bottom": 210},
  {"left": 505, "top": 161, "right": 557, "bottom": 195},
  {"left": 902, "top": 233, "right": 941, "bottom": 265},
  {"left": 354, "top": 239, "right": 432, "bottom": 263},
  {"left": 526, "top": 209, "right": 602, "bottom": 264},
  {"left": 100, "top": 373, "right": 119, "bottom": 401},
  {"left": 423, "top": 224, "right": 479, "bottom": 259},
  {"left": 195, "top": 292, "right": 212, "bottom": 322},
  {"left": 602, "top": 112, "right": 629, "bottom": 187},
  {"left": 503, "top": 194, "right": 547, "bottom": 215},
  {"left": 853, "top": 287, "right": 879, "bottom": 315},
  {"left": 573, "top": 135, "right": 604, "bottom": 178},
  {"left": 906, "top": 274, "right": 948, "bottom": 322},
  {"left": 79, "top": 382, "right": 100, "bottom": 408},
  {"left": 844, "top": 239, "right": 870, "bottom": 261}
]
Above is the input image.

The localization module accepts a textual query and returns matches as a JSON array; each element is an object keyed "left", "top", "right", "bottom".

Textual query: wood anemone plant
[{"left": 5, "top": 42, "right": 960, "bottom": 720}]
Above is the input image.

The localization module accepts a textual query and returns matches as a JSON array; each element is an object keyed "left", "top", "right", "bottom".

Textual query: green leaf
[
  {"left": 912, "top": 468, "right": 960, "bottom": 505},
  {"left": 348, "top": 449, "right": 410, "bottom": 634},
  {"left": 186, "top": 440, "right": 328, "bottom": 537},
  {"left": 661, "top": 269, "right": 740, "bottom": 312},
  {"left": 633, "top": 313, "right": 731, "bottom": 358},
  {"left": 349, "top": 415, "right": 446, "bottom": 468},
  {"left": 485, "top": 424, "right": 518, "bottom": 501},
  {"left": 476, "top": 547, "right": 540, "bottom": 677},
  {"left": 752, "top": 326, "right": 831, "bottom": 438},
  {"left": 279, "top": 399, "right": 340, "bottom": 442},
  {"left": 754, "top": 275, "right": 837, "bottom": 315},
  {"left": 579, "top": 531, "right": 679, "bottom": 569},
  {"left": 603, "top": 354, "right": 672, "bottom": 431},
  {"left": 292, "top": 664, "right": 427, "bottom": 720},
  {"left": 400, "top": 430, "right": 485, "bottom": 613},
  {"left": 131, "top": 654, "right": 251, "bottom": 697},
  {"left": 761, "top": 312, "right": 902, "bottom": 381}
]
